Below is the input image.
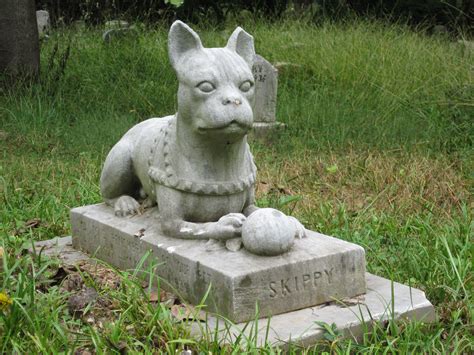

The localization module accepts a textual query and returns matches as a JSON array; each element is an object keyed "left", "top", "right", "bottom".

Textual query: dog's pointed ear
[
  {"left": 227, "top": 27, "right": 255, "bottom": 68},
  {"left": 168, "top": 21, "right": 203, "bottom": 70}
]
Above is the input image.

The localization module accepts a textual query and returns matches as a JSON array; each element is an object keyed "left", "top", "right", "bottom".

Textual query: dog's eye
[
  {"left": 197, "top": 81, "right": 215, "bottom": 93},
  {"left": 239, "top": 80, "right": 253, "bottom": 93}
]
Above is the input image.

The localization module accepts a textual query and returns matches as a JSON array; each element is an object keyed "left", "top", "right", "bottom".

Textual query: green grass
[{"left": 1, "top": 18, "right": 473, "bottom": 352}]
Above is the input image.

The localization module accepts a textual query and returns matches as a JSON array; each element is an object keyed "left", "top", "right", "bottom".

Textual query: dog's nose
[{"left": 222, "top": 97, "right": 242, "bottom": 106}]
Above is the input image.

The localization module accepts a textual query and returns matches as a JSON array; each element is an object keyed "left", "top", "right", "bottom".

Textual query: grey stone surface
[
  {"left": 225, "top": 237, "right": 243, "bottom": 252},
  {"left": 98, "top": 21, "right": 306, "bottom": 254},
  {"left": 71, "top": 203, "right": 366, "bottom": 323},
  {"left": 252, "top": 54, "right": 278, "bottom": 123},
  {"left": 73, "top": 20, "right": 86, "bottom": 30},
  {"left": 241, "top": 208, "right": 297, "bottom": 256},
  {"left": 105, "top": 20, "right": 129, "bottom": 29},
  {"left": 249, "top": 55, "right": 286, "bottom": 140},
  {"left": 32, "top": 236, "right": 435, "bottom": 348},
  {"left": 31, "top": 236, "right": 89, "bottom": 265},
  {"left": 432, "top": 25, "right": 448, "bottom": 36},
  {"left": 274, "top": 61, "right": 302, "bottom": 72},
  {"left": 249, "top": 121, "right": 285, "bottom": 141},
  {"left": 192, "top": 273, "right": 436, "bottom": 349},
  {"left": 36, "top": 10, "right": 50, "bottom": 36},
  {"left": 102, "top": 28, "right": 139, "bottom": 44},
  {"left": 0, "top": 0, "right": 40, "bottom": 77}
]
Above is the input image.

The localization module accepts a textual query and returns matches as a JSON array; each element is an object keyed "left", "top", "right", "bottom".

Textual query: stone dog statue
[{"left": 100, "top": 21, "right": 306, "bottom": 248}]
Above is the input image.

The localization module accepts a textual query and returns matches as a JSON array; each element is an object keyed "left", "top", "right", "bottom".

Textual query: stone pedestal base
[
  {"left": 34, "top": 236, "right": 436, "bottom": 349},
  {"left": 71, "top": 204, "right": 366, "bottom": 323},
  {"left": 249, "top": 122, "right": 285, "bottom": 141},
  {"left": 194, "top": 273, "right": 436, "bottom": 349}
]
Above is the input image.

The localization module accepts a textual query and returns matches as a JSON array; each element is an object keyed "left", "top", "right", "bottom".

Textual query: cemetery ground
[{"left": 0, "top": 18, "right": 472, "bottom": 353}]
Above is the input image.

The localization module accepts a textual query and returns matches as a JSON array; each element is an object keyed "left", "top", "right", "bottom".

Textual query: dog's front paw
[
  {"left": 213, "top": 213, "right": 246, "bottom": 239},
  {"left": 114, "top": 195, "right": 140, "bottom": 217}
]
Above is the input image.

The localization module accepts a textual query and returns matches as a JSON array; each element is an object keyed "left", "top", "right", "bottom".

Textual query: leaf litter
[{"left": 31, "top": 256, "right": 199, "bottom": 334}]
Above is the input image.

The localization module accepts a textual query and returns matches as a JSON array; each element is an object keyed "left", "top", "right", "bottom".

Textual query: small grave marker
[
  {"left": 251, "top": 55, "right": 285, "bottom": 140},
  {"left": 36, "top": 10, "right": 50, "bottom": 37}
]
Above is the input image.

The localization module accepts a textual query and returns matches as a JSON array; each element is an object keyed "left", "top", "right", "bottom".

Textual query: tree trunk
[{"left": 0, "top": 0, "right": 40, "bottom": 79}]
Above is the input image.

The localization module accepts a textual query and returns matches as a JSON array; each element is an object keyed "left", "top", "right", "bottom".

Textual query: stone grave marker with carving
[
  {"left": 70, "top": 21, "right": 435, "bottom": 346},
  {"left": 250, "top": 54, "right": 285, "bottom": 139}
]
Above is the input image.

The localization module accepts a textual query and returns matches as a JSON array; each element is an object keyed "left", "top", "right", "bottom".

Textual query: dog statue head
[{"left": 168, "top": 21, "right": 255, "bottom": 144}]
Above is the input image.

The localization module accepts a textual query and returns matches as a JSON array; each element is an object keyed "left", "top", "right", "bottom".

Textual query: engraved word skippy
[{"left": 269, "top": 268, "right": 334, "bottom": 298}]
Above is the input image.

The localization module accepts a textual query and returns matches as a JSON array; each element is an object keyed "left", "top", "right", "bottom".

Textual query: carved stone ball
[{"left": 242, "top": 208, "right": 295, "bottom": 256}]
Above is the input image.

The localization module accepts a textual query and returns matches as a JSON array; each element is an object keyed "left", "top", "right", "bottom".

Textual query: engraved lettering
[
  {"left": 324, "top": 268, "right": 334, "bottom": 283},
  {"left": 269, "top": 282, "right": 277, "bottom": 298},
  {"left": 267, "top": 268, "right": 338, "bottom": 297},
  {"left": 313, "top": 271, "right": 322, "bottom": 286},
  {"left": 281, "top": 279, "right": 291, "bottom": 295},
  {"left": 252, "top": 65, "right": 263, "bottom": 74},
  {"left": 302, "top": 274, "right": 311, "bottom": 289}
]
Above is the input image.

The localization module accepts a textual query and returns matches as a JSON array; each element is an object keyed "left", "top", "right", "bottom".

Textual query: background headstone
[
  {"left": 73, "top": 20, "right": 86, "bottom": 31},
  {"left": 102, "top": 28, "right": 139, "bottom": 44},
  {"left": 252, "top": 54, "right": 278, "bottom": 123},
  {"left": 105, "top": 20, "right": 129, "bottom": 29},
  {"left": 36, "top": 10, "right": 50, "bottom": 37},
  {"left": 0, "top": 0, "right": 40, "bottom": 79},
  {"left": 102, "top": 22, "right": 139, "bottom": 44},
  {"left": 250, "top": 54, "right": 285, "bottom": 141}
]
